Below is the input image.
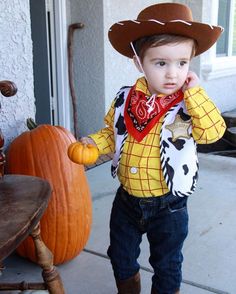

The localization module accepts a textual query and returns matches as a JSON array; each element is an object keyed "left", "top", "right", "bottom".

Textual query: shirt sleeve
[
  {"left": 184, "top": 87, "right": 226, "bottom": 144},
  {"left": 89, "top": 101, "right": 115, "bottom": 155}
]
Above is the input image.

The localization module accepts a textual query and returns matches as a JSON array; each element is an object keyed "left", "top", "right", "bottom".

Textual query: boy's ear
[{"left": 133, "top": 55, "right": 143, "bottom": 73}]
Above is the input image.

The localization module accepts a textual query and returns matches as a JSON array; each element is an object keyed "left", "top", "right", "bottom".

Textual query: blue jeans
[{"left": 107, "top": 186, "right": 188, "bottom": 294}]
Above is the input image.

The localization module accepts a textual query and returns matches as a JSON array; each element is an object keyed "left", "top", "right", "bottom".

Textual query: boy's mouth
[{"left": 164, "top": 83, "right": 176, "bottom": 88}]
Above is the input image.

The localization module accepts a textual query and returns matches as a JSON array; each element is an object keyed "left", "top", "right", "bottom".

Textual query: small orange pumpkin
[{"left": 68, "top": 142, "right": 99, "bottom": 165}]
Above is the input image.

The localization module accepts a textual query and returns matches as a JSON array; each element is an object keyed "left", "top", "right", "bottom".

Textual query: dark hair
[{"left": 133, "top": 34, "right": 197, "bottom": 61}]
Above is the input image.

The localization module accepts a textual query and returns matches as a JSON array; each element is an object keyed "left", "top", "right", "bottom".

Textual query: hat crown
[{"left": 137, "top": 3, "right": 193, "bottom": 22}]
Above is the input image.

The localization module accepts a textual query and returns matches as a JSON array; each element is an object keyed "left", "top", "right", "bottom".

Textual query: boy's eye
[
  {"left": 156, "top": 61, "right": 166, "bottom": 66},
  {"left": 179, "top": 61, "right": 187, "bottom": 66}
]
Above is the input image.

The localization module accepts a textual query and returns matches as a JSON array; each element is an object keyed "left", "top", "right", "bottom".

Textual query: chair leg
[
  {"left": 31, "top": 223, "right": 65, "bottom": 294},
  {"left": 0, "top": 261, "right": 5, "bottom": 276}
]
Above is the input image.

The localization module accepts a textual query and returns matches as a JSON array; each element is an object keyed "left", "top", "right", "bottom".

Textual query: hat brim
[{"left": 108, "top": 20, "right": 223, "bottom": 58}]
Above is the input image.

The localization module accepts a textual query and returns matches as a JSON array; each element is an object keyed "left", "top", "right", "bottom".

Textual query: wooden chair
[{"left": 0, "top": 80, "right": 65, "bottom": 293}]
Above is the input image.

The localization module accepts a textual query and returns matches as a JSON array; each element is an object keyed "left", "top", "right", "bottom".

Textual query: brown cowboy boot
[
  {"left": 116, "top": 272, "right": 141, "bottom": 294},
  {"left": 151, "top": 285, "right": 180, "bottom": 294}
]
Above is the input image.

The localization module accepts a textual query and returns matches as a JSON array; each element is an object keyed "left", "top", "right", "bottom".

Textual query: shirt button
[{"left": 130, "top": 167, "right": 138, "bottom": 174}]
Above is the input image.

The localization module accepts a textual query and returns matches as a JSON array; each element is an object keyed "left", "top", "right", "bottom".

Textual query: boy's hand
[
  {"left": 79, "top": 136, "right": 97, "bottom": 147},
  {"left": 182, "top": 71, "right": 200, "bottom": 91}
]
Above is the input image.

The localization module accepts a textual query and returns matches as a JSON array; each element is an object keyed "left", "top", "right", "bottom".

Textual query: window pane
[{"left": 217, "top": 0, "right": 230, "bottom": 56}]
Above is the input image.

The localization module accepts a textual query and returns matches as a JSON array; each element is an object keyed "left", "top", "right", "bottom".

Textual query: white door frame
[{"left": 53, "top": 0, "right": 71, "bottom": 130}]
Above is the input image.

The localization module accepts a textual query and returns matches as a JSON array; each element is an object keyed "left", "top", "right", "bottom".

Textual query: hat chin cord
[
  {"left": 130, "top": 42, "right": 147, "bottom": 78},
  {"left": 130, "top": 42, "right": 156, "bottom": 114}
]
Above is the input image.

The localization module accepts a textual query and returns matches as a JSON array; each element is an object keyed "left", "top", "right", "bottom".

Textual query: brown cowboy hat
[{"left": 108, "top": 3, "right": 223, "bottom": 58}]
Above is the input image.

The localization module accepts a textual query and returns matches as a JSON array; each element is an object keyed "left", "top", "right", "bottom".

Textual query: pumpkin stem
[{"left": 27, "top": 118, "right": 38, "bottom": 130}]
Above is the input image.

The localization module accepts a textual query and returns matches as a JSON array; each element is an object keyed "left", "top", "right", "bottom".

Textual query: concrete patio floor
[{"left": 1, "top": 153, "right": 236, "bottom": 294}]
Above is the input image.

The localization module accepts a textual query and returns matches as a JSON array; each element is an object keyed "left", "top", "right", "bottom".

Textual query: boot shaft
[{"left": 116, "top": 272, "right": 141, "bottom": 294}]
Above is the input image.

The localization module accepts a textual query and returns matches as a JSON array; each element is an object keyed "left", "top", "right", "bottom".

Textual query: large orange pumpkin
[{"left": 6, "top": 125, "right": 92, "bottom": 265}]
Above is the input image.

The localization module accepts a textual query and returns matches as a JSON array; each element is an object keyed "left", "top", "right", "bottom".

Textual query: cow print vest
[{"left": 111, "top": 86, "right": 199, "bottom": 197}]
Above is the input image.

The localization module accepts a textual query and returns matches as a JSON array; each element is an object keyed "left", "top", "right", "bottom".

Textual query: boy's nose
[{"left": 166, "top": 66, "right": 177, "bottom": 79}]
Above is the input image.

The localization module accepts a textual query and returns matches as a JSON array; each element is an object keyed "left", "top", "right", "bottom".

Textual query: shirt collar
[
  {"left": 135, "top": 77, "right": 151, "bottom": 96},
  {"left": 135, "top": 77, "right": 164, "bottom": 97}
]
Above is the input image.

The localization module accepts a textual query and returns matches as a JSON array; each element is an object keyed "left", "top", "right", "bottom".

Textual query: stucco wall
[
  {"left": 202, "top": 76, "right": 236, "bottom": 111},
  {"left": 0, "top": 0, "right": 34, "bottom": 148}
]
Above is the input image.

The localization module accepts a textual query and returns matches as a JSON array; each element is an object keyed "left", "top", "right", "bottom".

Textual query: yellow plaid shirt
[{"left": 90, "top": 78, "right": 226, "bottom": 197}]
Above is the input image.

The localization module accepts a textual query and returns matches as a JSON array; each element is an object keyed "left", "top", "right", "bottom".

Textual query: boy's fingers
[
  {"left": 79, "top": 137, "right": 97, "bottom": 146},
  {"left": 79, "top": 137, "right": 89, "bottom": 144}
]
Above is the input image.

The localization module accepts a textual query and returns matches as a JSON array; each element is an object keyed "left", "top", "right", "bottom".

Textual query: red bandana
[{"left": 124, "top": 86, "right": 184, "bottom": 142}]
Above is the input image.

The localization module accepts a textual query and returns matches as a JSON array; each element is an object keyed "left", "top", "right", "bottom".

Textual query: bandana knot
[{"left": 124, "top": 86, "right": 184, "bottom": 142}]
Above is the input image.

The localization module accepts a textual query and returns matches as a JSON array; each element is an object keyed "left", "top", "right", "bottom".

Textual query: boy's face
[{"left": 134, "top": 41, "right": 193, "bottom": 95}]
